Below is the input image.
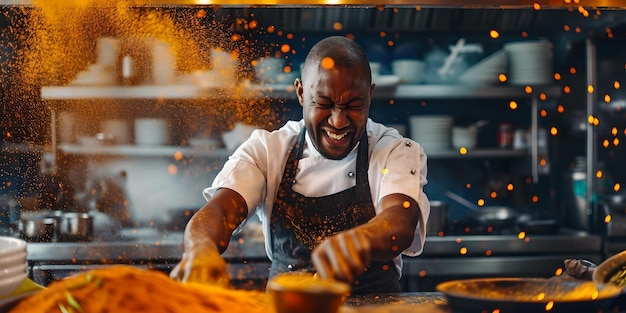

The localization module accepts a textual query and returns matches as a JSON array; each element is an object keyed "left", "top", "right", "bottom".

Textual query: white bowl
[
  {"left": 0, "top": 237, "right": 26, "bottom": 259},
  {"left": 134, "top": 118, "right": 169, "bottom": 145},
  {"left": 391, "top": 59, "right": 426, "bottom": 84},
  {"left": 452, "top": 127, "right": 477, "bottom": 149},
  {"left": 0, "top": 263, "right": 27, "bottom": 280},
  {"left": 0, "top": 250, "right": 27, "bottom": 269},
  {"left": 0, "top": 271, "right": 27, "bottom": 297}
]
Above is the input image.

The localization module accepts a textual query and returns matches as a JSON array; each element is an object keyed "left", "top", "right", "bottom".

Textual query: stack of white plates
[
  {"left": 0, "top": 237, "right": 28, "bottom": 297},
  {"left": 458, "top": 49, "right": 508, "bottom": 86},
  {"left": 409, "top": 115, "right": 453, "bottom": 153},
  {"left": 504, "top": 40, "right": 553, "bottom": 85}
]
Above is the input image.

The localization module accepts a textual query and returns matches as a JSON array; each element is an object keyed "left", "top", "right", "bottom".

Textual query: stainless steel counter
[
  {"left": 24, "top": 228, "right": 604, "bottom": 290},
  {"left": 401, "top": 230, "right": 603, "bottom": 290},
  {"left": 342, "top": 292, "right": 451, "bottom": 313},
  {"left": 25, "top": 228, "right": 601, "bottom": 261},
  {"left": 25, "top": 229, "right": 269, "bottom": 288},
  {"left": 25, "top": 231, "right": 267, "bottom": 263}
]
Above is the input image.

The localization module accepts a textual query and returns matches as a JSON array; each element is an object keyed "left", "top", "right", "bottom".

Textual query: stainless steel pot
[
  {"left": 20, "top": 217, "right": 57, "bottom": 242},
  {"left": 445, "top": 191, "right": 518, "bottom": 228},
  {"left": 427, "top": 201, "right": 448, "bottom": 235},
  {"left": 58, "top": 212, "right": 93, "bottom": 242}
]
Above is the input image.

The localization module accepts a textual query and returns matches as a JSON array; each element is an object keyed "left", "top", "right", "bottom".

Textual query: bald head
[{"left": 301, "top": 36, "right": 371, "bottom": 84}]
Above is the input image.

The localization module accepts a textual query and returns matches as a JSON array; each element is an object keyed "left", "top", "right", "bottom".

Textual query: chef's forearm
[
  {"left": 362, "top": 194, "right": 421, "bottom": 261},
  {"left": 183, "top": 188, "right": 248, "bottom": 254}
]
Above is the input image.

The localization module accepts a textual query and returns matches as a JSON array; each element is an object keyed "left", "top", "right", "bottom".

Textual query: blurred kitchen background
[{"left": 0, "top": 2, "right": 626, "bottom": 291}]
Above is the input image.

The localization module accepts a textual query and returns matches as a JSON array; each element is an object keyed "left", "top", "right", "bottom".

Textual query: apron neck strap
[{"left": 285, "top": 127, "right": 369, "bottom": 186}]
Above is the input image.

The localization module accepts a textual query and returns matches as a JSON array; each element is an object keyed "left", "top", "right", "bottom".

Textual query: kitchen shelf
[
  {"left": 391, "top": 84, "right": 561, "bottom": 99},
  {"left": 42, "top": 85, "right": 223, "bottom": 100},
  {"left": 57, "top": 143, "right": 527, "bottom": 159},
  {"left": 40, "top": 84, "right": 292, "bottom": 101},
  {"left": 40, "top": 84, "right": 560, "bottom": 101},
  {"left": 0, "top": 143, "right": 43, "bottom": 154},
  {"left": 427, "top": 148, "right": 528, "bottom": 159},
  {"left": 251, "top": 84, "right": 562, "bottom": 100},
  {"left": 58, "top": 143, "right": 231, "bottom": 158}
]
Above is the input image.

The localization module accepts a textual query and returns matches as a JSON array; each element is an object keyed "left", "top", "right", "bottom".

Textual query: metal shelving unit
[
  {"left": 57, "top": 143, "right": 231, "bottom": 158},
  {"left": 41, "top": 84, "right": 561, "bottom": 101},
  {"left": 41, "top": 83, "right": 558, "bottom": 164}
]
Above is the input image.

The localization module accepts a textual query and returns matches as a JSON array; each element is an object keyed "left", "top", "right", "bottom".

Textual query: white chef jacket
[{"left": 203, "top": 119, "right": 430, "bottom": 275}]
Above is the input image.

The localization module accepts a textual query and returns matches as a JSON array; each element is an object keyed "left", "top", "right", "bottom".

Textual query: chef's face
[{"left": 296, "top": 63, "right": 374, "bottom": 160}]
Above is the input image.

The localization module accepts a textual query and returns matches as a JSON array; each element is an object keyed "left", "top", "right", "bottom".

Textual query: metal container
[
  {"left": 58, "top": 212, "right": 93, "bottom": 242},
  {"left": 561, "top": 157, "right": 589, "bottom": 230},
  {"left": 427, "top": 201, "right": 448, "bottom": 235},
  {"left": 597, "top": 194, "right": 626, "bottom": 237},
  {"left": 21, "top": 217, "right": 57, "bottom": 242}
]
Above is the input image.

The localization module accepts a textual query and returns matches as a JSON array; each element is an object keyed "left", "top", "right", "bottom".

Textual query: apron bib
[{"left": 269, "top": 128, "right": 400, "bottom": 295}]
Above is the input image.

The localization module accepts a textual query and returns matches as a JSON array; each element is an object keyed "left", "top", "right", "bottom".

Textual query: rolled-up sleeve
[
  {"left": 375, "top": 137, "right": 430, "bottom": 257},
  {"left": 202, "top": 134, "right": 269, "bottom": 225}
]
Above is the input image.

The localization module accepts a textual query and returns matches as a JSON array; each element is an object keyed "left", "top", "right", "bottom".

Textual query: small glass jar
[{"left": 497, "top": 123, "right": 513, "bottom": 149}]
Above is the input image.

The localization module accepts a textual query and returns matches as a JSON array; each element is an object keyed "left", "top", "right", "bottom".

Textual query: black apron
[{"left": 269, "top": 128, "right": 400, "bottom": 295}]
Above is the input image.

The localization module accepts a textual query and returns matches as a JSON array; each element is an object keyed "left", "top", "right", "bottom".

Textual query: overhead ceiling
[
  {"left": 5, "top": 0, "right": 626, "bottom": 7},
  {"left": 220, "top": 7, "right": 626, "bottom": 35}
]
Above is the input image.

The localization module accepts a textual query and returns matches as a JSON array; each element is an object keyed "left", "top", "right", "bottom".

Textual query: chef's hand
[
  {"left": 311, "top": 228, "right": 371, "bottom": 283},
  {"left": 169, "top": 243, "right": 231, "bottom": 288}
]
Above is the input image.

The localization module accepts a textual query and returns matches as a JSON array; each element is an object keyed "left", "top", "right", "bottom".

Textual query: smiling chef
[{"left": 170, "top": 35, "right": 430, "bottom": 295}]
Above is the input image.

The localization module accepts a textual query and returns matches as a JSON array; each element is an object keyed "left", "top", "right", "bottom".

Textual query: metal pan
[
  {"left": 436, "top": 277, "right": 622, "bottom": 313},
  {"left": 467, "top": 205, "right": 518, "bottom": 228},
  {"left": 445, "top": 191, "right": 518, "bottom": 229}
]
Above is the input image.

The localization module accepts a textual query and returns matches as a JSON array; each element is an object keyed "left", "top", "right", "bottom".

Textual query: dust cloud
[{"left": 1, "top": 0, "right": 285, "bottom": 147}]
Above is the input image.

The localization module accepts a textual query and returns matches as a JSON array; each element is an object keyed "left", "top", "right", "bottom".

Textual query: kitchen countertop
[
  {"left": 340, "top": 291, "right": 626, "bottom": 313},
  {"left": 25, "top": 228, "right": 268, "bottom": 263},
  {"left": 342, "top": 292, "right": 451, "bottom": 313},
  {"left": 22, "top": 229, "right": 617, "bottom": 310},
  {"left": 25, "top": 228, "right": 602, "bottom": 263}
]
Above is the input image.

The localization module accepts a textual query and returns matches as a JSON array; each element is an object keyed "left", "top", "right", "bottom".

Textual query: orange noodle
[{"left": 9, "top": 266, "right": 274, "bottom": 313}]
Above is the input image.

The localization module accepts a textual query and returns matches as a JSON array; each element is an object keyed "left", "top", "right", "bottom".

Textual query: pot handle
[{"left": 445, "top": 191, "right": 479, "bottom": 211}]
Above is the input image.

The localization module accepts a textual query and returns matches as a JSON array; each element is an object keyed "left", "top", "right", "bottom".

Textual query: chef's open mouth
[{"left": 325, "top": 130, "right": 349, "bottom": 141}]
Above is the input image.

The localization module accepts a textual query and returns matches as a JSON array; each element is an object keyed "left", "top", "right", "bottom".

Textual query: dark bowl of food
[
  {"left": 268, "top": 272, "right": 351, "bottom": 313},
  {"left": 437, "top": 277, "right": 622, "bottom": 313},
  {"left": 593, "top": 250, "right": 626, "bottom": 287},
  {"left": 592, "top": 250, "right": 626, "bottom": 309}
]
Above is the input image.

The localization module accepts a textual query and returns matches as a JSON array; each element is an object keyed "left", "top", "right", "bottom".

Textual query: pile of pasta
[{"left": 9, "top": 266, "right": 275, "bottom": 313}]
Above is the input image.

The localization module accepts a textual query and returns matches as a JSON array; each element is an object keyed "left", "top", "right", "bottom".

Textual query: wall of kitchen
[{"left": 1, "top": 5, "right": 625, "bottom": 229}]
